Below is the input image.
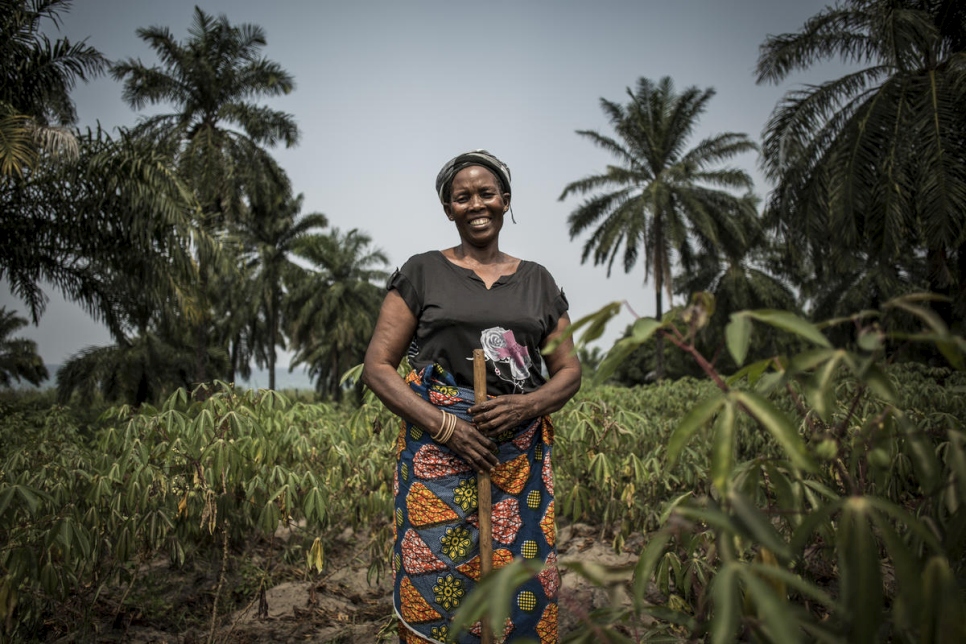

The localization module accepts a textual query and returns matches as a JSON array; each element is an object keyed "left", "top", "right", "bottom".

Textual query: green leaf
[
  {"left": 449, "top": 559, "right": 541, "bottom": 639},
  {"left": 734, "top": 391, "right": 816, "bottom": 472},
  {"left": 868, "top": 510, "right": 922, "bottom": 627},
  {"left": 837, "top": 498, "right": 882, "bottom": 644},
  {"left": 710, "top": 401, "right": 736, "bottom": 494},
  {"left": 740, "top": 571, "right": 802, "bottom": 644},
  {"left": 744, "top": 562, "right": 839, "bottom": 610},
  {"left": 804, "top": 350, "right": 843, "bottom": 422},
  {"left": 945, "top": 430, "right": 966, "bottom": 505},
  {"left": 629, "top": 316, "right": 663, "bottom": 343},
  {"left": 725, "top": 313, "right": 751, "bottom": 366},
  {"left": 593, "top": 317, "right": 664, "bottom": 385},
  {"left": 632, "top": 530, "right": 671, "bottom": 611},
  {"left": 593, "top": 338, "right": 639, "bottom": 385},
  {"left": 900, "top": 419, "right": 942, "bottom": 494},
  {"left": 728, "top": 490, "right": 792, "bottom": 561},
  {"left": 859, "top": 362, "right": 897, "bottom": 404},
  {"left": 919, "top": 556, "right": 966, "bottom": 644},
  {"left": 725, "top": 357, "right": 772, "bottom": 386},
  {"left": 862, "top": 496, "right": 944, "bottom": 553},
  {"left": 15, "top": 485, "right": 42, "bottom": 516},
  {"left": 790, "top": 499, "right": 843, "bottom": 553},
  {"left": 710, "top": 563, "right": 740, "bottom": 644},
  {"left": 747, "top": 310, "right": 832, "bottom": 348},
  {"left": 544, "top": 301, "right": 621, "bottom": 355},
  {"left": 667, "top": 393, "right": 726, "bottom": 466},
  {"left": 786, "top": 348, "right": 838, "bottom": 374},
  {"left": 675, "top": 504, "right": 739, "bottom": 540},
  {"left": 659, "top": 491, "right": 693, "bottom": 525}
]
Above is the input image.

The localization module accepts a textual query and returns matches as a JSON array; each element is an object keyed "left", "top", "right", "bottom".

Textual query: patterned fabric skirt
[{"left": 393, "top": 364, "right": 559, "bottom": 644}]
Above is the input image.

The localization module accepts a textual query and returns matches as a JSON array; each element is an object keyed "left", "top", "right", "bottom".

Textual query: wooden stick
[{"left": 473, "top": 349, "right": 493, "bottom": 644}]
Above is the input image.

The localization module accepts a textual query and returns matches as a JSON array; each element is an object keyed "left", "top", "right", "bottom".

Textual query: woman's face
[{"left": 444, "top": 165, "right": 509, "bottom": 248}]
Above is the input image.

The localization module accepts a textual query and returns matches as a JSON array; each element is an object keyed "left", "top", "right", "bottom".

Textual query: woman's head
[{"left": 435, "top": 149, "right": 511, "bottom": 205}]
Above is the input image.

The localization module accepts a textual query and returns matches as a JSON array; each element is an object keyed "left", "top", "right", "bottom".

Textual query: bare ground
[{"left": 77, "top": 522, "right": 651, "bottom": 644}]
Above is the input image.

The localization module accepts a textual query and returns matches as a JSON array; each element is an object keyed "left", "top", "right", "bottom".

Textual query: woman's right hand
[{"left": 445, "top": 418, "right": 499, "bottom": 473}]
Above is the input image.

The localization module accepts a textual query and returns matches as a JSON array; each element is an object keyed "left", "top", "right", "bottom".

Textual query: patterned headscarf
[{"left": 435, "top": 149, "right": 512, "bottom": 204}]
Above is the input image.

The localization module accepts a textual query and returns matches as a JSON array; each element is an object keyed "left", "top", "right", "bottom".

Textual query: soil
[{"left": 78, "top": 522, "right": 653, "bottom": 644}]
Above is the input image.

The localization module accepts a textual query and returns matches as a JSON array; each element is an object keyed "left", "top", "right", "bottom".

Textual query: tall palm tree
[
  {"left": 2, "top": 127, "right": 200, "bottom": 336},
  {"left": 675, "top": 196, "right": 797, "bottom": 321},
  {"left": 1, "top": 1, "right": 200, "bottom": 338},
  {"left": 756, "top": 0, "right": 966, "bottom": 328},
  {"left": 287, "top": 228, "right": 388, "bottom": 400},
  {"left": 674, "top": 197, "right": 800, "bottom": 366},
  {"left": 560, "top": 76, "right": 758, "bottom": 378},
  {"left": 0, "top": 0, "right": 106, "bottom": 178},
  {"left": 111, "top": 7, "right": 300, "bottom": 383},
  {"left": 239, "top": 188, "right": 328, "bottom": 390},
  {"left": 0, "top": 307, "right": 48, "bottom": 388},
  {"left": 56, "top": 329, "right": 229, "bottom": 406}
]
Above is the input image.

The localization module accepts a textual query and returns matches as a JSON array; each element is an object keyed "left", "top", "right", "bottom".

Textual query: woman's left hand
[{"left": 468, "top": 395, "right": 535, "bottom": 438}]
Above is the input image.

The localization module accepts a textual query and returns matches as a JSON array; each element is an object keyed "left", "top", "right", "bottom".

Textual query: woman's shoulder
[
  {"left": 398, "top": 250, "right": 446, "bottom": 273},
  {"left": 402, "top": 250, "right": 445, "bottom": 266},
  {"left": 516, "top": 258, "right": 558, "bottom": 283}
]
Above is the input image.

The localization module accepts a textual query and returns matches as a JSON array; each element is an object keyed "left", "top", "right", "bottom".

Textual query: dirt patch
[{"left": 85, "top": 522, "right": 651, "bottom": 643}]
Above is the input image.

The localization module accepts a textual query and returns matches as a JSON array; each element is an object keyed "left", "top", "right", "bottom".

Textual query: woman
[{"left": 363, "top": 149, "right": 581, "bottom": 643}]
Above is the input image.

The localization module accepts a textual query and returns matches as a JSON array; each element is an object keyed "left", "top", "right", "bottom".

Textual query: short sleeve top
[{"left": 388, "top": 251, "right": 569, "bottom": 394}]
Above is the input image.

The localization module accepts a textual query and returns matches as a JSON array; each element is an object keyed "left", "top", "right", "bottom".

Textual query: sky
[{"left": 2, "top": 0, "right": 847, "bottom": 381}]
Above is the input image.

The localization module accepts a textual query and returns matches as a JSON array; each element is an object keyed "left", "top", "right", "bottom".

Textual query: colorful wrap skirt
[{"left": 393, "top": 364, "right": 559, "bottom": 644}]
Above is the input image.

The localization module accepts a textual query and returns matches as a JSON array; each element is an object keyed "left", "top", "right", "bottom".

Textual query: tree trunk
[
  {"left": 194, "top": 260, "right": 210, "bottom": 394},
  {"left": 228, "top": 334, "right": 239, "bottom": 384},
  {"left": 653, "top": 218, "right": 666, "bottom": 380},
  {"left": 332, "top": 351, "right": 341, "bottom": 402},
  {"left": 654, "top": 287, "right": 665, "bottom": 380},
  {"left": 956, "top": 241, "right": 966, "bottom": 334},
  {"left": 268, "top": 295, "right": 277, "bottom": 391}
]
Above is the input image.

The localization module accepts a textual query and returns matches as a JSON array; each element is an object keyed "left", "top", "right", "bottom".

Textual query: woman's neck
[{"left": 452, "top": 243, "right": 504, "bottom": 266}]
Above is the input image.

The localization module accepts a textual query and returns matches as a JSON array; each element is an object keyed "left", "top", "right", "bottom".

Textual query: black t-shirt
[{"left": 388, "top": 251, "right": 569, "bottom": 394}]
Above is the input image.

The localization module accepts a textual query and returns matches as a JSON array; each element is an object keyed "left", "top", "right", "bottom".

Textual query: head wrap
[{"left": 435, "top": 149, "right": 511, "bottom": 204}]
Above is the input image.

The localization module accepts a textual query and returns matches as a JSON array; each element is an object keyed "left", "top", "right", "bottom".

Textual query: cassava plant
[
  {"left": 0, "top": 382, "right": 397, "bottom": 641},
  {"left": 456, "top": 293, "right": 966, "bottom": 643}
]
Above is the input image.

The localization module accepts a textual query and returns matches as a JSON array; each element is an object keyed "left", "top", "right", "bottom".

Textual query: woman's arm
[
  {"left": 468, "top": 313, "right": 582, "bottom": 437},
  {"left": 361, "top": 291, "right": 500, "bottom": 472}
]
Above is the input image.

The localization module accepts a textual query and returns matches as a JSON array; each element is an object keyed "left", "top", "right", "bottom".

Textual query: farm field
[{"left": 3, "top": 349, "right": 965, "bottom": 642}]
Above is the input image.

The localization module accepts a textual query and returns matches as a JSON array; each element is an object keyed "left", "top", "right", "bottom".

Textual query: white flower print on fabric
[{"left": 480, "top": 326, "right": 532, "bottom": 389}]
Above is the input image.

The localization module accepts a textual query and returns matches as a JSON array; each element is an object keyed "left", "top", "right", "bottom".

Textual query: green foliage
[
  {"left": 0, "top": 0, "right": 107, "bottom": 177},
  {"left": 0, "top": 383, "right": 398, "bottom": 639},
  {"left": 756, "top": 0, "right": 966, "bottom": 326},
  {"left": 0, "top": 307, "right": 47, "bottom": 388},
  {"left": 4, "top": 292, "right": 966, "bottom": 641},
  {"left": 559, "top": 75, "right": 758, "bottom": 378},
  {"left": 528, "top": 292, "right": 966, "bottom": 642}
]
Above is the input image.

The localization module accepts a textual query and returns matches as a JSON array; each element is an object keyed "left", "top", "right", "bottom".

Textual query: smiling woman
[{"left": 362, "top": 150, "right": 582, "bottom": 643}]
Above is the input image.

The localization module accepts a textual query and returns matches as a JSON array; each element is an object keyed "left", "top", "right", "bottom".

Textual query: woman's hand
[
  {"left": 445, "top": 418, "right": 500, "bottom": 473},
  {"left": 469, "top": 394, "right": 534, "bottom": 438}
]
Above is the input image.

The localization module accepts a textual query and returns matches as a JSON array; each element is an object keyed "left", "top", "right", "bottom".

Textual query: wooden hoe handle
[{"left": 473, "top": 349, "right": 493, "bottom": 644}]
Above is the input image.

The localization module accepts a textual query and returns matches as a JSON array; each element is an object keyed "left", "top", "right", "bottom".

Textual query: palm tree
[
  {"left": 239, "top": 188, "right": 328, "bottom": 390},
  {"left": 0, "top": 0, "right": 106, "bottom": 178},
  {"left": 0, "top": 307, "right": 48, "bottom": 387},
  {"left": 756, "top": 0, "right": 966, "bottom": 328},
  {"left": 111, "top": 7, "right": 300, "bottom": 383},
  {"left": 675, "top": 195, "right": 797, "bottom": 321},
  {"left": 56, "top": 329, "right": 228, "bottom": 406},
  {"left": 2, "top": 127, "right": 200, "bottom": 336},
  {"left": 560, "top": 76, "right": 758, "bottom": 378},
  {"left": 287, "top": 228, "right": 388, "bottom": 400},
  {"left": 1, "top": 2, "right": 200, "bottom": 336},
  {"left": 674, "top": 198, "right": 801, "bottom": 367}
]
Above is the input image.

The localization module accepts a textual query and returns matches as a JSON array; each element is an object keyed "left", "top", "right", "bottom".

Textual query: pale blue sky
[{"left": 3, "top": 0, "right": 845, "bottom": 373}]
